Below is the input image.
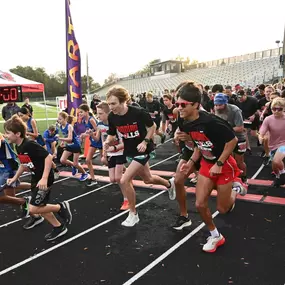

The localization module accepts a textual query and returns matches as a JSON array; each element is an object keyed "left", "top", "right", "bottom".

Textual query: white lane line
[
  {"left": 123, "top": 161, "right": 265, "bottom": 284},
  {"left": 0, "top": 190, "right": 166, "bottom": 276},
  {"left": 0, "top": 151, "right": 178, "bottom": 229},
  {"left": 123, "top": 211, "right": 219, "bottom": 285},
  {"left": 250, "top": 163, "right": 264, "bottom": 179}
]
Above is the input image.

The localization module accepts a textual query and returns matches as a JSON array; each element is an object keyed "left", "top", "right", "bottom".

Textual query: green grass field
[{"left": 0, "top": 102, "right": 59, "bottom": 134}]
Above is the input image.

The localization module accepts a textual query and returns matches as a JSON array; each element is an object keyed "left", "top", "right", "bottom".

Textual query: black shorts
[
  {"left": 30, "top": 175, "right": 54, "bottom": 206},
  {"left": 233, "top": 140, "right": 246, "bottom": 155},
  {"left": 153, "top": 117, "right": 161, "bottom": 130},
  {"left": 244, "top": 115, "right": 259, "bottom": 130},
  {"left": 180, "top": 147, "right": 201, "bottom": 170},
  {"left": 107, "top": 155, "right": 126, "bottom": 169},
  {"left": 64, "top": 144, "right": 81, "bottom": 153},
  {"left": 127, "top": 154, "right": 150, "bottom": 166}
]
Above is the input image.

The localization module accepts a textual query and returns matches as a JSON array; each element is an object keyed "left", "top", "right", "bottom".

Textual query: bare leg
[{"left": 195, "top": 175, "right": 215, "bottom": 231}]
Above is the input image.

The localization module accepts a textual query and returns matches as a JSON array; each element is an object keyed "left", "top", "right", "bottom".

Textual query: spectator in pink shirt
[{"left": 259, "top": 97, "right": 285, "bottom": 186}]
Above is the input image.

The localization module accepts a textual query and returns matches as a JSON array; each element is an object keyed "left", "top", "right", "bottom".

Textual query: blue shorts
[
  {"left": 0, "top": 171, "right": 20, "bottom": 193},
  {"left": 90, "top": 138, "right": 102, "bottom": 149},
  {"left": 270, "top": 146, "right": 285, "bottom": 159}
]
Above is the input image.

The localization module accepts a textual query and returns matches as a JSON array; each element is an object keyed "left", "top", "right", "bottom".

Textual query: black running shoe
[
  {"left": 161, "top": 134, "right": 166, "bottom": 144},
  {"left": 20, "top": 196, "right": 31, "bottom": 218},
  {"left": 45, "top": 225, "right": 68, "bottom": 241},
  {"left": 23, "top": 216, "right": 45, "bottom": 230},
  {"left": 172, "top": 216, "right": 192, "bottom": 230},
  {"left": 58, "top": 201, "right": 72, "bottom": 225},
  {"left": 86, "top": 179, "right": 98, "bottom": 187}
]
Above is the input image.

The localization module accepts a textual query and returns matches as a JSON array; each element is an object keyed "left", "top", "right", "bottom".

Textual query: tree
[
  {"left": 81, "top": 75, "right": 101, "bottom": 94},
  {"left": 103, "top": 73, "right": 117, "bottom": 85}
]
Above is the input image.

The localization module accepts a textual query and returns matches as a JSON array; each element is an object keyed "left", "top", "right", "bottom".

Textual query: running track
[{"left": 0, "top": 140, "right": 284, "bottom": 285}]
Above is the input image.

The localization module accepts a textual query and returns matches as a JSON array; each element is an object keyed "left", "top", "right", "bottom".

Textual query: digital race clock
[{"left": 0, "top": 86, "right": 23, "bottom": 104}]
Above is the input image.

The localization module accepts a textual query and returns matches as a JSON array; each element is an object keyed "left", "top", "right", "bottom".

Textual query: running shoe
[
  {"left": 202, "top": 234, "right": 226, "bottom": 253},
  {"left": 190, "top": 176, "right": 198, "bottom": 184},
  {"left": 79, "top": 173, "right": 88, "bottom": 182},
  {"left": 72, "top": 166, "right": 78, "bottom": 176},
  {"left": 45, "top": 225, "right": 68, "bottom": 241},
  {"left": 172, "top": 216, "right": 192, "bottom": 230},
  {"left": 86, "top": 179, "right": 98, "bottom": 187},
  {"left": 232, "top": 179, "right": 248, "bottom": 196},
  {"left": 58, "top": 201, "right": 72, "bottom": 225},
  {"left": 20, "top": 196, "right": 31, "bottom": 218},
  {"left": 54, "top": 168, "right": 60, "bottom": 180},
  {"left": 167, "top": 177, "right": 176, "bottom": 200},
  {"left": 120, "top": 200, "right": 130, "bottom": 211},
  {"left": 121, "top": 212, "right": 139, "bottom": 227},
  {"left": 23, "top": 216, "right": 44, "bottom": 230}
]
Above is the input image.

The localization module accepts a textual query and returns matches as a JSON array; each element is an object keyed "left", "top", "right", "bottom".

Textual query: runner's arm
[
  {"left": 9, "top": 165, "right": 26, "bottom": 181},
  {"left": 186, "top": 147, "right": 201, "bottom": 166},
  {"left": 216, "top": 137, "right": 238, "bottom": 164}
]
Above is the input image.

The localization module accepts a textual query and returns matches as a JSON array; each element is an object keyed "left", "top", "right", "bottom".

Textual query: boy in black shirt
[
  {"left": 176, "top": 82, "right": 247, "bottom": 253},
  {"left": 4, "top": 115, "right": 72, "bottom": 241},
  {"left": 105, "top": 86, "right": 176, "bottom": 227}
]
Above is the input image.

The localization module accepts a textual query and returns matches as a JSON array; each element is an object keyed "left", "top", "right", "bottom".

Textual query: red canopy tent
[
  {"left": 0, "top": 70, "right": 48, "bottom": 125},
  {"left": 0, "top": 70, "right": 44, "bottom": 92}
]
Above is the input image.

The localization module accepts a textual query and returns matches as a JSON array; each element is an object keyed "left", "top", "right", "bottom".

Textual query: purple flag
[{"left": 65, "top": 0, "right": 82, "bottom": 117}]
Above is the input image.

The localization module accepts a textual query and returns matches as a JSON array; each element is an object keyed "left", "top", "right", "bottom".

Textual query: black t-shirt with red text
[
  {"left": 108, "top": 105, "right": 154, "bottom": 157},
  {"left": 182, "top": 111, "right": 236, "bottom": 162},
  {"left": 16, "top": 138, "right": 53, "bottom": 182},
  {"left": 163, "top": 105, "right": 177, "bottom": 123}
]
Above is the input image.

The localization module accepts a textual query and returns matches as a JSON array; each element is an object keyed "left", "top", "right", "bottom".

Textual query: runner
[
  {"left": 258, "top": 97, "right": 285, "bottom": 186},
  {"left": 214, "top": 93, "right": 247, "bottom": 182},
  {"left": 43, "top": 125, "right": 59, "bottom": 158},
  {"left": 0, "top": 132, "right": 31, "bottom": 208},
  {"left": 162, "top": 94, "right": 178, "bottom": 137},
  {"left": 145, "top": 92, "right": 166, "bottom": 143},
  {"left": 58, "top": 112, "right": 88, "bottom": 182},
  {"left": 4, "top": 115, "right": 72, "bottom": 241},
  {"left": 18, "top": 107, "right": 45, "bottom": 147},
  {"left": 95, "top": 101, "right": 129, "bottom": 210},
  {"left": 78, "top": 104, "right": 102, "bottom": 186},
  {"left": 104, "top": 86, "right": 176, "bottom": 227},
  {"left": 176, "top": 82, "right": 247, "bottom": 253}
]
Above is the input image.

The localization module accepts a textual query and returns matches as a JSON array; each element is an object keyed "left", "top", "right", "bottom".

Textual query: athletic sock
[
  {"left": 279, "top": 169, "right": 285, "bottom": 175},
  {"left": 210, "top": 228, "right": 220, "bottom": 238}
]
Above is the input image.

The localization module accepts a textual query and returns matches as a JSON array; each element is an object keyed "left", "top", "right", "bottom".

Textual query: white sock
[
  {"left": 210, "top": 228, "right": 220, "bottom": 238},
  {"left": 124, "top": 197, "right": 128, "bottom": 201},
  {"left": 279, "top": 169, "right": 285, "bottom": 175}
]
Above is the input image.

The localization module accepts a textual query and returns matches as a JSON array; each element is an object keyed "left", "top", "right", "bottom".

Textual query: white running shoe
[
  {"left": 168, "top": 177, "right": 176, "bottom": 200},
  {"left": 202, "top": 234, "right": 225, "bottom": 253},
  {"left": 232, "top": 180, "right": 248, "bottom": 196},
  {"left": 190, "top": 176, "right": 198, "bottom": 184},
  {"left": 121, "top": 212, "right": 139, "bottom": 227}
]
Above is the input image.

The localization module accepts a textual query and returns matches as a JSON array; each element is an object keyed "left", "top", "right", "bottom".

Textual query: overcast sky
[{"left": 1, "top": 0, "right": 284, "bottom": 84}]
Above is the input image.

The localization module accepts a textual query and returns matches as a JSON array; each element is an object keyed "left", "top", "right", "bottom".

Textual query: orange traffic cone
[{"left": 84, "top": 136, "right": 90, "bottom": 158}]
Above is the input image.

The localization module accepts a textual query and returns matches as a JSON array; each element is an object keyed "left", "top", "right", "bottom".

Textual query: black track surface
[{"left": 0, "top": 140, "right": 284, "bottom": 285}]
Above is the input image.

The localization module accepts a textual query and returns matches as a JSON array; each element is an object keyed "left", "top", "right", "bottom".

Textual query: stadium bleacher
[{"left": 95, "top": 48, "right": 281, "bottom": 97}]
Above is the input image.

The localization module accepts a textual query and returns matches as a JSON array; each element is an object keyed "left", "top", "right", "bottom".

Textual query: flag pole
[{"left": 86, "top": 53, "right": 90, "bottom": 98}]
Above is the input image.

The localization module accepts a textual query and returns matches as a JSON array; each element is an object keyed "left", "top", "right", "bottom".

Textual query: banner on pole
[{"left": 65, "top": 0, "right": 82, "bottom": 116}]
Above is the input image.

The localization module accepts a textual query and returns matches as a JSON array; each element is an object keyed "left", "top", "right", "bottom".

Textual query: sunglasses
[
  {"left": 272, "top": 107, "right": 283, "bottom": 112},
  {"left": 175, "top": 102, "right": 194, "bottom": 108}
]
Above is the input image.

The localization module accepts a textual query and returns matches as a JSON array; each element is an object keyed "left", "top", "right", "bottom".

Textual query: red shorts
[{"left": 199, "top": 156, "right": 240, "bottom": 185}]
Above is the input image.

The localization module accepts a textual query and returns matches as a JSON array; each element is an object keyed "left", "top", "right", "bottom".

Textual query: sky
[{"left": 1, "top": 0, "right": 285, "bottom": 85}]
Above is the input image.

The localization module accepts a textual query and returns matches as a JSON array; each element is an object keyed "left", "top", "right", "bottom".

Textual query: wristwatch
[
  {"left": 216, "top": 160, "right": 224, "bottom": 167},
  {"left": 144, "top": 138, "right": 151, "bottom": 144}
]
